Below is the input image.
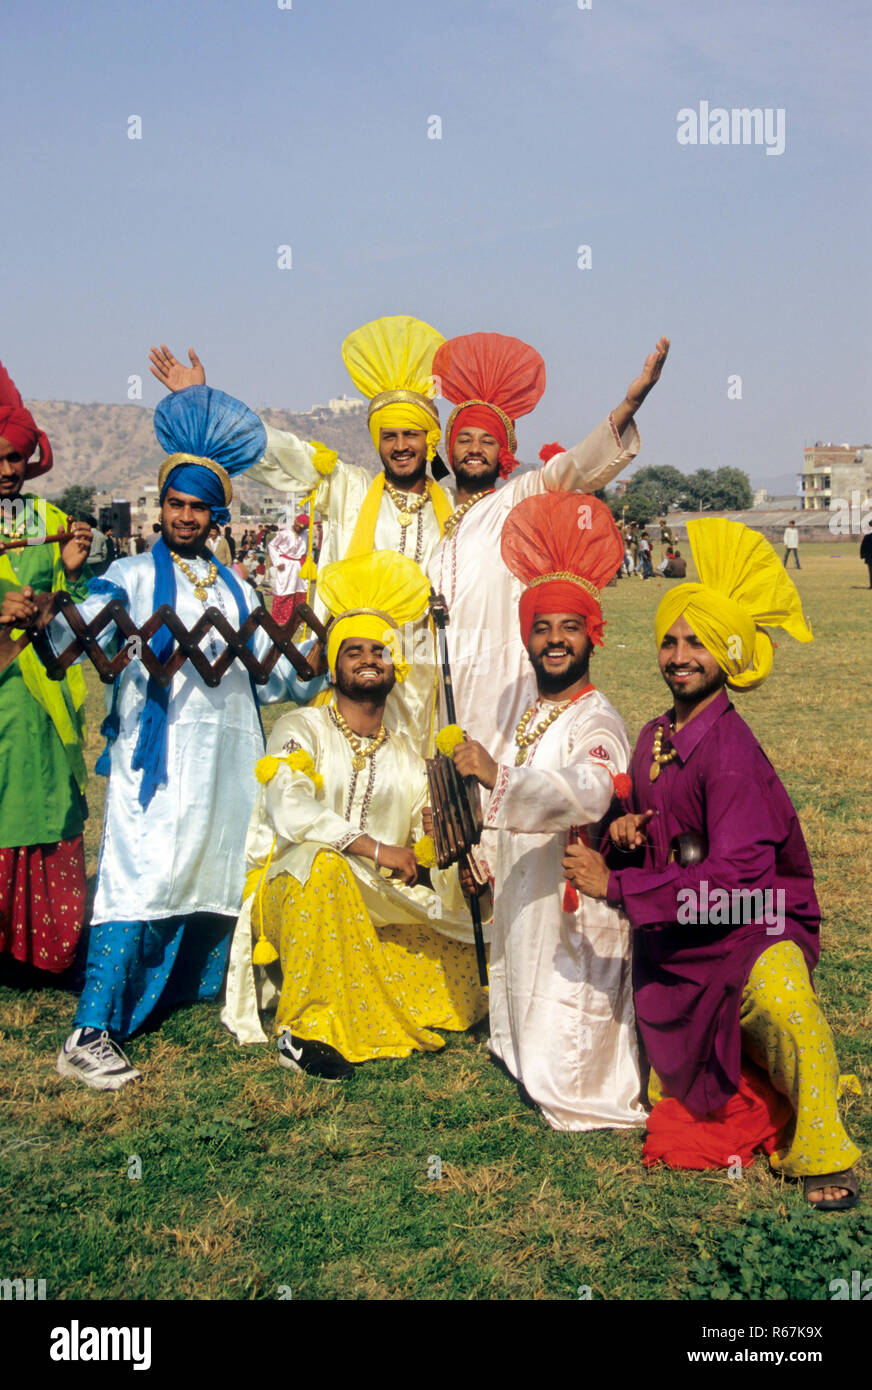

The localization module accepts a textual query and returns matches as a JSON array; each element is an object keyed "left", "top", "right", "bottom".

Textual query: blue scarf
[{"left": 98, "top": 540, "right": 260, "bottom": 808}]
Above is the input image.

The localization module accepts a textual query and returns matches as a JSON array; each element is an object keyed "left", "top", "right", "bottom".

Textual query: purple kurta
[{"left": 605, "top": 689, "right": 820, "bottom": 1114}]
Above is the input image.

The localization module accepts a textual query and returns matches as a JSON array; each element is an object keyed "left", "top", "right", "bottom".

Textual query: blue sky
[{"left": 4, "top": 0, "right": 870, "bottom": 487}]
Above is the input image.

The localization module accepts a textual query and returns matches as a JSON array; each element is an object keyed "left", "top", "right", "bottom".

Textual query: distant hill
[{"left": 23, "top": 397, "right": 381, "bottom": 504}]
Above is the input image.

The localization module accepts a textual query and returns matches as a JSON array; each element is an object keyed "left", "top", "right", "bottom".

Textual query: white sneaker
[{"left": 56, "top": 1028, "right": 141, "bottom": 1091}]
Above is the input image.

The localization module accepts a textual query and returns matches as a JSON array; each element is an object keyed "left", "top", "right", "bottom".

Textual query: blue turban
[
  {"left": 154, "top": 385, "right": 267, "bottom": 479},
  {"left": 159, "top": 462, "right": 231, "bottom": 525}
]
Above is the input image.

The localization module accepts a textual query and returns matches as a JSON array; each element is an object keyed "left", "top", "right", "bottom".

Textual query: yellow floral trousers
[
  {"left": 260, "top": 850, "right": 488, "bottom": 1063},
  {"left": 740, "top": 940, "right": 861, "bottom": 1177}
]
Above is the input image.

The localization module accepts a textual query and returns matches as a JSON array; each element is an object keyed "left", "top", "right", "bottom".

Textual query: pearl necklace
[
  {"left": 649, "top": 723, "right": 678, "bottom": 782},
  {"left": 329, "top": 704, "right": 390, "bottom": 773},
  {"left": 384, "top": 478, "right": 430, "bottom": 528},
  {"left": 443, "top": 489, "right": 495, "bottom": 538},
  {"left": 171, "top": 551, "right": 218, "bottom": 602},
  {"left": 514, "top": 699, "right": 573, "bottom": 766}
]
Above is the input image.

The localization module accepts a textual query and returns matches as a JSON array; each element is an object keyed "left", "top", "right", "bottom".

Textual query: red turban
[
  {"left": 0, "top": 360, "right": 53, "bottom": 479},
  {"left": 432, "top": 332, "right": 546, "bottom": 478},
  {"left": 501, "top": 491, "right": 625, "bottom": 647}
]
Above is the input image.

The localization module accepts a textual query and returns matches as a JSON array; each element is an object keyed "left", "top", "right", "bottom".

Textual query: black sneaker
[{"left": 277, "top": 1032, "right": 353, "bottom": 1081}]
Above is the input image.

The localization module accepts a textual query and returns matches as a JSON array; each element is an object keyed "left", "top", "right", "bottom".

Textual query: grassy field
[{"left": 0, "top": 546, "right": 869, "bottom": 1300}]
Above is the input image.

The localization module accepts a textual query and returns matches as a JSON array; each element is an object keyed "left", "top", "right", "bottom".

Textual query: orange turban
[
  {"left": 0, "top": 360, "right": 53, "bottom": 478},
  {"left": 501, "top": 491, "right": 625, "bottom": 647},
  {"left": 433, "top": 332, "right": 546, "bottom": 478}
]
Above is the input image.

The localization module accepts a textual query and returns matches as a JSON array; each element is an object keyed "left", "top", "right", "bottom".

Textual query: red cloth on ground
[
  {"left": 0, "top": 836, "right": 87, "bottom": 972},
  {"left": 642, "top": 1062, "right": 794, "bottom": 1169},
  {"left": 0, "top": 359, "right": 53, "bottom": 478},
  {"left": 271, "top": 591, "right": 305, "bottom": 627}
]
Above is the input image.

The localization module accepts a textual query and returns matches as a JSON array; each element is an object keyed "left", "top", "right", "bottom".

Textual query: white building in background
[{"left": 800, "top": 443, "right": 872, "bottom": 512}]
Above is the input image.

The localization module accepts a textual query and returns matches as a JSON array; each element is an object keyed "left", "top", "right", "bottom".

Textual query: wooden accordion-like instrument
[{"left": 424, "top": 748, "right": 483, "bottom": 870}]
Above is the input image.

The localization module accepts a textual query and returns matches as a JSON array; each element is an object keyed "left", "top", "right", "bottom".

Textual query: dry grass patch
[
  {"left": 157, "top": 1191, "right": 249, "bottom": 1260},
  {"left": 421, "top": 1157, "right": 517, "bottom": 1197}
]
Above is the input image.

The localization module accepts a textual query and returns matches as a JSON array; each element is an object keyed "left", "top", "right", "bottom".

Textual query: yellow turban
[
  {"left": 654, "top": 518, "right": 813, "bottom": 690},
  {"left": 318, "top": 549, "right": 431, "bottom": 681},
  {"left": 342, "top": 315, "right": 444, "bottom": 461}
]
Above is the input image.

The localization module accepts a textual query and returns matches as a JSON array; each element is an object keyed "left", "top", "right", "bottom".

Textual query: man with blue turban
[{"left": 12, "top": 385, "right": 324, "bottom": 1090}]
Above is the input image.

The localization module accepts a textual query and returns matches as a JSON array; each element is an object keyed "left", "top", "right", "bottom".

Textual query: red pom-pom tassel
[
  {"left": 562, "top": 880, "right": 579, "bottom": 913},
  {"left": 612, "top": 772, "right": 633, "bottom": 800},
  {"left": 538, "top": 441, "right": 567, "bottom": 464}
]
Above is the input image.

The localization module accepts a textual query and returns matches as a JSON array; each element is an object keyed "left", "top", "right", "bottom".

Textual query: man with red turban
[
  {"left": 0, "top": 359, "right": 93, "bottom": 975},
  {"left": 428, "top": 331, "right": 669, "bottom": 772},
  {"left": 267, "top": 512, "right": 311, "bottom": 626},
  {"left": 451, "top": 491, "right": 644, "bottom": 1132}
]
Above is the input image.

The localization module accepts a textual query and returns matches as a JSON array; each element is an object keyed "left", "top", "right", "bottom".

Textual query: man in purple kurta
[
  {"left": 565, "top": 517, "right": 860, "bottom": 1209},
  {"left": 606, "top": 686, "right": 819, "bottom": 1116}
]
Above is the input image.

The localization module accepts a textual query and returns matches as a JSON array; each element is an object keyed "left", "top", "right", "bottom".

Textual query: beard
[
  {"left": 452, "top": 458, "right": 500, "bottom": 493},
  {"left": 529, "top": 642, "right": 592, "bottom": 696},
  {"left": 335, "top": 666, "right": 396, "bottom": 703},
  {"left": 381, "top": 455, "right": 428, "bottom": 489},
  {"left": 662, "top": 665, "right": 726, "bottom": 706}
]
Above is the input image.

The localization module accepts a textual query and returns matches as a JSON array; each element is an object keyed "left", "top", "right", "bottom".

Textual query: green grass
[{"left": 0, "top": 546, "right": 869, "bottom": 1299}]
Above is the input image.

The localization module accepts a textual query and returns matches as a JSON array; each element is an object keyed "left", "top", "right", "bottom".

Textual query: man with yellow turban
[
  {"left": 150, "top": 321, "right": 452, "bottom": 749},
  {"left": 221, "top": 550, "right": 488, "bottom": 1078},
  {"left": 564, "top": 519, "right": 861, "bottom": 1209}
]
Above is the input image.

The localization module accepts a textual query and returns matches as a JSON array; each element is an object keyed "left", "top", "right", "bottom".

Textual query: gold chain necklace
[
  {"left": 384, "top": 478, "right": 430, "bottom": 528},
  {"left": 443, "top": 489, "right": 494, "bottom": 539},
  {"left": 329, "top": 704, "right": 390, "bottom": 773},
  {"left": 514, "top": 699, "right": 572, "bottom": 766},
  {"left": 649, "top": 723, "right": 678, "bottom": 782},
  {"left": 171, "top": 551, "right": 218, "bottom": 602}
]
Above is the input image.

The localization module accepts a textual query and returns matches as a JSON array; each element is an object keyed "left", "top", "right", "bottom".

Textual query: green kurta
[{"left": 0, "top": 496, "right": 91, "bottom": 849}]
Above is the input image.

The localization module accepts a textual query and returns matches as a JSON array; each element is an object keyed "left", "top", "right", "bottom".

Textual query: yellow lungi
[
  {"left": 259, "top": 849, "right": 488, "bottom": 1063},
  {"left": 740, "top": 940, "right": 861, "bottom": 1177}
]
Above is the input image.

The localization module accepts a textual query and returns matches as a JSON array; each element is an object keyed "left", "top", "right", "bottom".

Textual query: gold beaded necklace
[
  {"left": 383, "top": 478, "right": 431, "bottom": 528},
  {"left": 443, "top": 489, "right": 495, "bottom": 538},
  {"left": 649, "top": 723, "right": 678, "bottom": 782},
  {"left": 514, "top": 699, "right": 572, "bottom": 766},
  {"left": 171, "top": 551, "right": 218, "bottom": 602},
  {"left": 329, "top": 704, "right": 390, "bottom": 773}
]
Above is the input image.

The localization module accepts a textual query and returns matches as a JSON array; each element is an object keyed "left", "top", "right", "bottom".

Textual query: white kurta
[
  {"left": 267, "top": 528, "right": 308, "bottom": 597},
  {"left": 48, "top": 553, "right": 311, "bottom": 925},
  {"left": 248, "top": 428, "right": 446, "bottom": 749},
  {"left": 484, "top": 689, "right": 645, "bottom": 1132},
  {"left": 222, "top": 703, "right": 475, "bottom": 1044},
  {"left": 427, "top": 414, "right": 639, "bottom": 766}
]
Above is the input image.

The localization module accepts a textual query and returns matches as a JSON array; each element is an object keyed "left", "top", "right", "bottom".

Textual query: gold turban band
[{"left": 654, "top": 518, "right": 813, "bottom": 690}]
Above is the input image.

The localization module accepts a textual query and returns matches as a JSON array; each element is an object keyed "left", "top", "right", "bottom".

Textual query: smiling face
[
  {"left": 527, "top": 613, "right": 593, "bottom": 696},
  {"left": 160, "top": 488, "right": 213, "bottom": 557},
  {"left": 377, "top": 428, "right": 429, "bottom": 488},
  {"left": 658, "top": 615, "right": 727, "bottom": 705},
  {"left": 451, "top": 426, "right": 501, "bottom": 492},
  {"left": 334, "top": 637, "right": 397, "bottom": 703},
  {"left": 0, "top": 436, "right": 28, "bottom": 502}
]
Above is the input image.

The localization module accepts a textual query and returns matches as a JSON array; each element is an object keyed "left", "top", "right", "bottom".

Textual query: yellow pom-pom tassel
[
  {"left": 256, "top": 755, "right": 279, "bottom": 784},
  {"left": 435, "top": 724, "right": 465, "bottom": 757},
  {"left": 300, "top": 556, "right": 318, "bottom": 581},
  {"left": 413, "top": 835, "right": 437, "bottom": 868},
  {"left": 309, "top": 440, "right": 338, "bottom": 476},
  {"left": 252, "top": 936, "right": 279, "bottom": 965}
]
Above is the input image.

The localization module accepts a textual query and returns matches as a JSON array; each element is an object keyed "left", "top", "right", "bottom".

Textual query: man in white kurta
[
  {"left": 429, "top": 415, "right": 639, "bottom": 764},
  {"left": 481, "top": 691, "right": 644, "bottom": 1131},
  {"left": 149, "top": 321, "right": 454, "bottom": 751},
  {"left": 221, "top": 550, "right": 487, "bottom": 1074},
  {"left": 453, "top": 489, "right": 647, "bottom": 1130}
]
